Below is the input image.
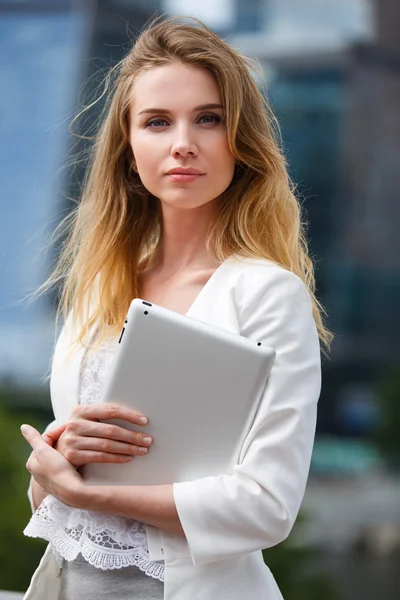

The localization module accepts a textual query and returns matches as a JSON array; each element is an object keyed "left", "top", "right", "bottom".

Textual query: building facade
[{"left": 0, "top": 0, "right": 159, "bottom": 383}]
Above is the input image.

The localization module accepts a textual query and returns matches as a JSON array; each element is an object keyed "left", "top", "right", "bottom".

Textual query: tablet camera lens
[
  {"left": 257, "top": 342, "right": 262, "bottom": 346},
  {"left": 144, "top": 311, "right": 148, "bottom": 315}
]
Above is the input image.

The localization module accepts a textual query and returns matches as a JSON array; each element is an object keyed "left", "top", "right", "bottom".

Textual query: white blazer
[{"left": 24, "top": 255, "right": 322, "bottom": 600}]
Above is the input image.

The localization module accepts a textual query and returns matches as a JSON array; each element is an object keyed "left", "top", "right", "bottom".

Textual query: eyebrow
[{"left": 137, "top": 103, "right": 223, "bottom": 116}]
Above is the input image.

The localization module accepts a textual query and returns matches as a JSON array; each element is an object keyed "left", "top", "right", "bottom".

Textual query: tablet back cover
[{"left": 82, "top": 299, "right": 275, "bottom": 485}]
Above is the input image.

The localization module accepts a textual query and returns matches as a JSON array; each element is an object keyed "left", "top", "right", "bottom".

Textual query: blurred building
[
  {"left": 1, "top": 0, "right": 398, "bottom": 443},
  {"left": 339, "top": 0, "right": 400, "bottom": 365},
  {"left": 0, "top": 0, "right": 88, "bottom": 382},
  {"left": 229, "top": 0, "right": 399, "bottom": 438},
  {"left": 0, "top": 0, "right": 159, "bottom": 383},
  {"left": 233, "top": 0, "right": 266, "bottom": 33}
]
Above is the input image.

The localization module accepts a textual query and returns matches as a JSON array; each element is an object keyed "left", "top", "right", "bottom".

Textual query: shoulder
[
  {"left": 226, "top": 254, "right": 310, "bottom": 311},
  {"left": 224, "top": 255, "right": 318, "bottom": 354}
]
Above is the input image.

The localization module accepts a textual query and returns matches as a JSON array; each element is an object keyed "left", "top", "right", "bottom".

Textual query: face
[{"left": 129, "top": 63, "right": 235, "bottom": 211}]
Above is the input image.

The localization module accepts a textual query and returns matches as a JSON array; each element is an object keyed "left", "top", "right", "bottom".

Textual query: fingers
[
  {"left": 21, "top": 424, "right": 45, "bottom": 451},
  {"left": 62, "top": 436, "right": 150, "bottom": 465},
  {"left": 43, "top": 423, "right": 67, "bottom": 446},
  {"left": 52, "top": 404, "right": 153, "bottom": 468},
  {"left": 72, "top": 404, "right": 148, "bottom": 427},
  {"left": 70, "top": 420, "right": 152, "bottom": 446},
  {"left": 58, "top": 431, "right": 152, "bottom": 467},
  {"left": 79, "top": 451, "right": 138, "bottom": 464}
]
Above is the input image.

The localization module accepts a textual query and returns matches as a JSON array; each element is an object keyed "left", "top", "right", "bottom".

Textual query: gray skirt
[{"left": 58, "top": 554, "right": 164, "bottom": 600}]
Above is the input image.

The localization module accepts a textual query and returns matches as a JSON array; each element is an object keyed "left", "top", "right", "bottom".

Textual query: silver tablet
[{"left": 82, "top": 298, "right": 275, "bottom": 486}]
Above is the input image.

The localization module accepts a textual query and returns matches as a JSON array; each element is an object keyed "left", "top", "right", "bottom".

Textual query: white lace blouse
[{"left": 24, "top": 335, "right": 165, "bottom": 582}]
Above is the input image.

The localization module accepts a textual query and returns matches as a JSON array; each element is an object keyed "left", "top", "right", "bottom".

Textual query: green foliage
[
  {"left": 374, "top": 368, "right": 400, "bottom": 470},
  {"left": 0, "top": 401, "right": 48, "bottom": 591},
  {"left": 263, "top": 515, "right": 340, "bottom": 600}
]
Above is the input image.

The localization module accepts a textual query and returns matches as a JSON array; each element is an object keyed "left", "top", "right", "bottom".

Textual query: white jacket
[{"left": 24, "top": 255, "right": 322, "bottom": 600}]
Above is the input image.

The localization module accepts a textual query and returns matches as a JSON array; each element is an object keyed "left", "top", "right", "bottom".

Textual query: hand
[
  {"left": 28, "top": 423, "right": 68, "bottom": 510},
  {"left": 42, "top": 423, "right": 67, "bottom": 447},
  {"left": 21, "top": 424, "right": 84, "bottom": 507},
  {"left": 54, "top": 404, "right": 153, "bottom": 468}
]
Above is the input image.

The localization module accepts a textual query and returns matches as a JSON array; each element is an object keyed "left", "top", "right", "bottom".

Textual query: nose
[{"left": 171, "top": 123, "right": 198, "bottom": 159}]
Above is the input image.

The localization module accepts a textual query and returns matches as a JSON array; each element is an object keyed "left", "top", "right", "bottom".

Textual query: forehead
[{"left": 130, "top": 63, "right": 222, "bottom": 113}]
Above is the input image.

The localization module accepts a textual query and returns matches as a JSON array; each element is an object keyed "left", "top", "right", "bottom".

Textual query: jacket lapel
[
  {"left": 186, "top": 255, "right": 241, "bottom": 335},
  {"left": 50, "top": 313, "right": 96, "bottom": 425}
]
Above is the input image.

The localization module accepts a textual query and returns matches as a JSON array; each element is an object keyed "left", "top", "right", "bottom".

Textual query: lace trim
[{"left": 24, "top": 497, "right": 165, "bottom": 581}]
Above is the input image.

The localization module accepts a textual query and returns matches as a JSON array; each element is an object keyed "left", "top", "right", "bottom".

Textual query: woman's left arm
[{"left": 171, "top": 267, "right": 322, "bottom": 563}]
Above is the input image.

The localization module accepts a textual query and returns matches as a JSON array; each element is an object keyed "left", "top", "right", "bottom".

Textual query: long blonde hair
[{"left": 41, "top": 15, "right": 332, "bottom": 351}]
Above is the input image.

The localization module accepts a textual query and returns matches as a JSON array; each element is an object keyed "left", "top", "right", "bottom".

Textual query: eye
[
  {"left": 144, "top": 117, "right": 169, "bottom": 128},
  {"left": 198, "top": 113, "right": 221, "bottom": 125}
]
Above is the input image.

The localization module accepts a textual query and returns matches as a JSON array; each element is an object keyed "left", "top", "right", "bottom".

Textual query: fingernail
[
  {"left": 139, "top": 447, "right": 148, "bottom": 454},
  {"left": 143, "top": 437, "right": 152, "bottom": 444},
  {"left": 20, "top": 424, "right": 29, "bottom": 434},
  {"left": 139, "top": 416, "right": 148, "bottom": 425}
]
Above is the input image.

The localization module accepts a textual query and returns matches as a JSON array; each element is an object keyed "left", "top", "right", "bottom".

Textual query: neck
[{"left": 151, "top": 201, "right": 219, "bottom": 273}]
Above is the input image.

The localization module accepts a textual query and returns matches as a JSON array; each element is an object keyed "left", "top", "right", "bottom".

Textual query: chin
[{"left": 158, "top": 193, "right": 215, "bottom": 211}]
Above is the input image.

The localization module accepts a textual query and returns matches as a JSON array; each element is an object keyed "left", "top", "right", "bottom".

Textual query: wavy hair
[{"left": 40, "top": 15, "right": 332, "bottom": 351}]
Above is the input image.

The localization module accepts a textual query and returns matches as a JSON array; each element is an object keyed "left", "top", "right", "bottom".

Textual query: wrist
[
  {"left": 66, "top": 482, "right": 111, "bottom": 512},
  {"left": 31, "top": 478, "right": 48, "bottom": 511},
  {"left": 61, "top": 479, "right": 88, "bottom": 509}
]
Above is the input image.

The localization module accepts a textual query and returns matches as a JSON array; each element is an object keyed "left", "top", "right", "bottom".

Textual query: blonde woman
[{"left": 21, "top": 16, "right": 331, "bottom": 600}]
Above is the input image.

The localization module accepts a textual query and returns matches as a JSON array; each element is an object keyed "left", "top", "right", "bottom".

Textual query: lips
[
  {"left": 166, "top": 167, "right": 204, "bottom": 176},
  {"left": 167, "top": 173, "right": 204, "bottom": 182},
  {"left": 166, "top": 167, "right": 205, "bottom": 183}
]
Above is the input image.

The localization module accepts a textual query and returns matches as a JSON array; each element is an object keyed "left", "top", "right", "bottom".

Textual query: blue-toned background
[
  {"left": 0, "top": 1, "right": 399, "bottom": 598},
  {"left": 0, "top": 6, "right": 85, "bottom": 381}
]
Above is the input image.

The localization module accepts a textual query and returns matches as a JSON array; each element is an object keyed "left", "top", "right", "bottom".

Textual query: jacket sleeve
[{"left": 173, "top": 266, "right": 322, "bottom": 565}]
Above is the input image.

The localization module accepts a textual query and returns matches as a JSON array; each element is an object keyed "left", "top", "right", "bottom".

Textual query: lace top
[{"left": 24, "top": 335, "right": 165, "bottom": 582}]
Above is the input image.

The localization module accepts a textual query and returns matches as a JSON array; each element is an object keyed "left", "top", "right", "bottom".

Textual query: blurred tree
[
  {"left": 0, "top": 401, "right": 48, "bottom": 591},
  {"left": 374, "top": 368, "right": 400, "bottom": 470},
  {"left": 263, "top": 514, "right": 340, "bottom": 600}
]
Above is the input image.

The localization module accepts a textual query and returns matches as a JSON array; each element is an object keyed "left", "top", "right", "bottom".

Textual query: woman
[{"left": 21, "top": 15, "right": 331, "bottom": 600}]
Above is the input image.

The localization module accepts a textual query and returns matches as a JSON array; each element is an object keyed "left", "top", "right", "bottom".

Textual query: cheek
[
  {"left": 209, "top": 132, "right": 233, "bottom": 163},
  {"left": 131, "top": 136, "right": 159, "bottom": 172},
  {"left": 130, "top": 139, "right": 162, "bottom": 196},
  {"left": 211, "top": 141, "right": 235, "bottom": 185}
]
